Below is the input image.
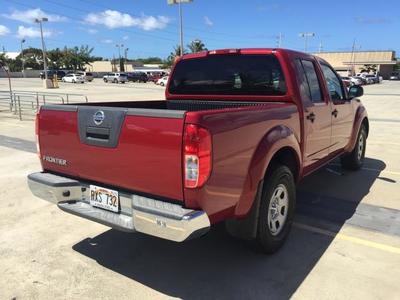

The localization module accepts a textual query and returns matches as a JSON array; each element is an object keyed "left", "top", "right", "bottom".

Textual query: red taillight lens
[{"left": 183, "top": 124, "right": 212, "bottom": 188}]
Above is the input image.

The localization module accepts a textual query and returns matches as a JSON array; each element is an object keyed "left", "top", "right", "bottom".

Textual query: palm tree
[
  {"left": 166, "top": 45, "right": 187, "bottom": 67},
  {"left": 187, "top": 39, "right": 207, "bottom": 53}
]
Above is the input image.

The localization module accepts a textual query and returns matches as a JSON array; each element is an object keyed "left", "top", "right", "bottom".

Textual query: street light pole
[
  {"left": 20, "top": 39, "right": 26, "bottom": 77},
  {"left": 299, "top": 32, "right": 315, "bottom": 53},
  {"left": 168, "top": 0, "right": 192, "bottom": 56},
  {"left": 178, "top": 1, "right": 183, "bottom": 56},
  {"left": 35, "top": 18, "right": 48, "bottom": 81}
]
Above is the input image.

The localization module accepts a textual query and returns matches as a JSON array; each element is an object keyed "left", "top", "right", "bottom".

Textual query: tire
[
  {"left": 113, "top": 79, "right": 118, "bottom": 83},
  {"left": 341, "top": 125, "right": 367, "bottom": 170},
  {"left": 72, "top": 79, "right": 76, "bottom": 83},
  {"left": 103, "top": 78, "right": 108, "bottom": 83},
  {"left": 255, "top": 165, "right": 296, "bottom": 254},
  {"left": 160, "top": 82, "right": 165, "bottom": 86}
]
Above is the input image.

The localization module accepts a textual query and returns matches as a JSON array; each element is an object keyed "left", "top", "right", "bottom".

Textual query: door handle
[
  {"left": 332, "top": 109, "right": 338, "bottom": 117},
  {"left": 306, "top": 112, "right": 316, "bottom": 123}
]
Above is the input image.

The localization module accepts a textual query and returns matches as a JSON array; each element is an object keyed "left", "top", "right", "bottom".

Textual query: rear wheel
[
  {"left": 255, "top": 165, "right": 296, "bottom": 254},
  {"left": 113, "top": 78, "right": 118, "bottom": 83},
  {"left": 72, "top": 79, "right": 76, "bottom": 83},
  {"left": 103, "top": 78, "right": 108, "bottom": 83},
  {"left": 341, "top": 125, "right": 367, "bottom": 170}
]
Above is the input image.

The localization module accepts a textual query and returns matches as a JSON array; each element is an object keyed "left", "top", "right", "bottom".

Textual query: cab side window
[
  {"left": 294, "top": 59, "right": 323, "bottom": 103},
  {"left": 320, "top": 64, "right": 344, "bottom": 101}
]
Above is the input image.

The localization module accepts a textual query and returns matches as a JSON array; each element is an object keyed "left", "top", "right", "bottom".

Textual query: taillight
[
  {"left": 183, "top": 124, "right": 212, "bottom": 188},
  {"left": 35, "top": 112, "right": 41, "bottom": 159}
]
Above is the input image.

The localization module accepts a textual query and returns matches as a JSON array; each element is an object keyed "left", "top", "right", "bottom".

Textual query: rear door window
[
  {"left": 169, "top": 54, "right": 286, "bottom": 95},
  {"left": 295, "top": 59, "right": 323, "bottom": 103}
]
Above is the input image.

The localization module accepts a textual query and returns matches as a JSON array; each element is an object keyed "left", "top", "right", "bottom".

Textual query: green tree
[
  {"left": 360, "top": 64, "right": 377, "bottom": 74},
  {"left": 17, "top": 47, "right": 43, "bottom": 70},
  {"left": 187, "top": 39, "right": 207, "bottom": 53},
  {"left": 165, "top": 45, "right": 187, "bottom": 67}
]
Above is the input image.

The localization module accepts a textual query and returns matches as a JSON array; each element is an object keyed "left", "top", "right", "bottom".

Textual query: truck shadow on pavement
[{"left": 73, "top": 157, "right": 388, "bottom": 300}]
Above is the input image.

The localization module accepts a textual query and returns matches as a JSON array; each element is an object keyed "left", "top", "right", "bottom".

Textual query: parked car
[
  {"left": 389, "top": 72, "right": 400, "bottom": 80},
  {"left": 341, "top": 76, "right": 352, "bottom": 87},
  {"left": 103, "top": 73, "right": 127, "bottom": 83},
  {"left": 148, "top": 73, "right": 162, "bottom": 83},
  {"left": 365, "top": 74, "right": 378, "bottom": 84},
  {"left": 39, "top": 70, "right": 66, "bottom": 80},
  {"left": 156, "top": 76, "right": 169, "bottom": 86},
  {"left": 76, "top": 71, "right": 94, "bottom": 82},
  {"left": 28, "top": 48, "right": 368, "bottom": 254},
  {"left": 350, "top": 76, "right": 363, "bottom": 86},
  {"left": 127, "top": 72, "right": 148, "bottom": 83},
  {"left": 353, "top": 76, "right": 367, "bottom": 85},
  {"left": 61, "top": 73, "right": 85, "bottom": 83}
]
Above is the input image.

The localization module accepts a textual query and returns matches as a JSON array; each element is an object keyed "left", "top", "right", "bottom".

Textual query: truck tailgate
[{"left": 38, "top": 106, "right": 185, "bottom": 201}]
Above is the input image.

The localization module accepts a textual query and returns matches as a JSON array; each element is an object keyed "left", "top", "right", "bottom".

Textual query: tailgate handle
[{"left": 86, "top": 126, "right": 110, "bottom": 141}]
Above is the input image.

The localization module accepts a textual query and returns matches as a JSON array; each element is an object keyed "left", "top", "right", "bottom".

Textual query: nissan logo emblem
[{"left": 93, "top": 110, "right": 105, "bottom": 125}]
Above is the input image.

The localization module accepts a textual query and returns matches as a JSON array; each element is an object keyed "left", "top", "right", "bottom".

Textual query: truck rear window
[{"left": 169, "top": 54, "right": 286, "bottom": 95}]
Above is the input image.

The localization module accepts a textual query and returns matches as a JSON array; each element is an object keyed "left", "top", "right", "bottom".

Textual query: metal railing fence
[{"left": 0, "top": 90, "right": 88, "bottom": 120}]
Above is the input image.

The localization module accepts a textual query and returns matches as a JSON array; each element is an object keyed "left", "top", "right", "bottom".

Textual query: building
[
  {"left": 85, "top": 61, "right": 165, "bottom": 73},
  {"left": 314, "top": 50, "right": 397, "bottom": 79}
]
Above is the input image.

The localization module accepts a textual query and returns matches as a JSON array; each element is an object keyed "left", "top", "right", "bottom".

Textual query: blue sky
[{"left": 0, "top": 0, "right": 398, "bottom": 59}]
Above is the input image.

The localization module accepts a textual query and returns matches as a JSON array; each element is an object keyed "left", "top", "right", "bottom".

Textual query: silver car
[{"left": 103, "top": 73, "right": 127, "bottom": 83}]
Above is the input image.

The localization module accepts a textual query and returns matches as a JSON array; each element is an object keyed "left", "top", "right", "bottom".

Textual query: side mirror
[{"left": 348, "top": 85, "right": 363, "bottom": 99}]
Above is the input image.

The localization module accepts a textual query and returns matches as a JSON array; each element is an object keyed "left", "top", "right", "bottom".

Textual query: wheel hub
[{"left": 267, "top": 184, "right": 289, "bottom": 236}]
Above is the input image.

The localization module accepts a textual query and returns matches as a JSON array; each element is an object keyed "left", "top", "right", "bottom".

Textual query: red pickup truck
[{"left": 28, "top": 49, "right": 368, "bottom": 253}]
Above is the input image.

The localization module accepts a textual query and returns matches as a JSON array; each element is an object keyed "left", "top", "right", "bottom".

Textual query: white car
[
  {"left": 350, "top": 76, "right": 363, "bottom": 86},
  {"left": 156, "top": 76, "right": 169, "bottom": 86},
  {"left": 62, "top": 74, "right": 85, "bottom": 83}
]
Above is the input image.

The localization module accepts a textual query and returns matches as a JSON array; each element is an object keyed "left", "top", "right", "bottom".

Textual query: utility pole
[
  {"left": 348, "top": 39, "right": 361, "bottom": 76},
  {"left": 276, "top": 32, "right": 283, "bottom": 48},
  {"left": 20, "top": 39, "right": 26, "bottom": 78},
  {"left": 35, "top": 18, "right": 49, "bottom": 82},
  {"left": 299, "top": 32, "right": 315, "bottom": 53},
  {"left": 124, "top": 48, "right": 129, "bottom": 72},
  {"left": 116, "top": 44, "right": 124, "bottom": 72},
  {"left": 318, "top": 41, "right": 323, "bottom": 53},
  {"left": 167, "top": 0, "right": 193, "bottom": 56}
]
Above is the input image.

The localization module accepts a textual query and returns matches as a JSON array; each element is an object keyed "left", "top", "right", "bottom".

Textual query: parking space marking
[
  {"left": 368, "top": 141, "right": 400, "bottom": 147},
  {"left": 329, "top": 163, "right": 400, "bottom": 176},
  {"left": 294, "top": 222, "right": 400, "bottom": 255}
]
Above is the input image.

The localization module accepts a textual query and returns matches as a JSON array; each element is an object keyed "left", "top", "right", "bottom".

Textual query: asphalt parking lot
[{"left": 0, "top": 79, "right": 399, "bottom": 299}]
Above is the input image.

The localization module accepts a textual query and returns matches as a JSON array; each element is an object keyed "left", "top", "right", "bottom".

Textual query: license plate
[{"left": 89, "top": 185, "right": 119, "bottom": 213}]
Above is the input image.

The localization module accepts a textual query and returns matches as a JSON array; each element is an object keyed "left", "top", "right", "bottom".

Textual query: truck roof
[{"left": 179, "top": 48, "right": 311, "bottom": 60}]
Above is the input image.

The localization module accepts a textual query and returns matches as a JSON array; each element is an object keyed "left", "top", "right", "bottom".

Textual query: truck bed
[{"left": 38, "top": 100, "right": 271, "bottom": 203}]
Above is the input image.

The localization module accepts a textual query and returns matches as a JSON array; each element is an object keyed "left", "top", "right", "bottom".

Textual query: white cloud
[
  {"left": 122, "top": 35, "right": 129, "bottom": 41},
  {"left": 0, "top": 25, "right": 10, "bottom": 35},
  {"left": 100, "top": 39, "right": 113, "bottom": 44},
  {"left": 17, "top": 25, "right": 52, "bottom": 39},
  {"left": 84, "top": 10, "right": 170, "bottom": 31},
  {"left": 4, "top": 8, "right": 67, "bottom": 24},
  {"left": 87, "top": 28, "right": 98, "bottom": 34},
  {"left": 204, "top": 16, "right": 213, "bottom": 27}
]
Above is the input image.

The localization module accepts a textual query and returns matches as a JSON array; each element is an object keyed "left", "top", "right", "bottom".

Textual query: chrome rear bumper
[{"left": 27, "top": 172, "right": 210, "bottom": 242}]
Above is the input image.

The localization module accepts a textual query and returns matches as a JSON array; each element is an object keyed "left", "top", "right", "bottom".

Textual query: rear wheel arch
[
  {"left": 232, "top": 125, "right": 301, "bottom": 219},
  {"left": 264, "top": 147, "right": 300, "bottom": 183}
]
